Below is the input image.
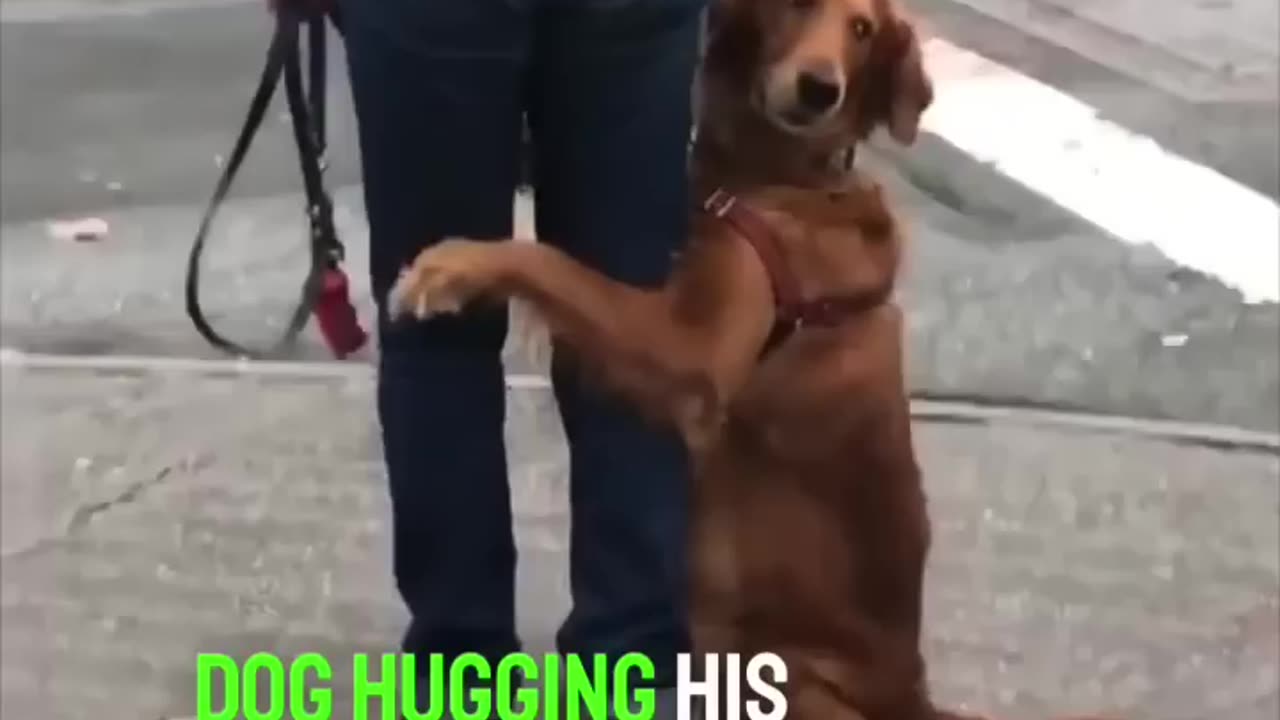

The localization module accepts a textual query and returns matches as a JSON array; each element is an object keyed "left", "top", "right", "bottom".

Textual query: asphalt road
[{"left": 1, "top": 0, "right": 1278, "bottom": 430}]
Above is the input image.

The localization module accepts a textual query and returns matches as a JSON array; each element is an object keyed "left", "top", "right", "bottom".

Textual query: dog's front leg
[{"left": 388, "top": 238, "right": 772, "bottom": 443}]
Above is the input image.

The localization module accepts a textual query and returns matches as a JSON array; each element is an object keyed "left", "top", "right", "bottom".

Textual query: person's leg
[
  {"left": 525, "top": 0, "right": 706, "bottom": 699},
  {"left": 339, "top": 0, "right": 528, "bottom": 694}
]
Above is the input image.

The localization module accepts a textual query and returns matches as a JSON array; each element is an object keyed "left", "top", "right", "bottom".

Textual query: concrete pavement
[{"left": 1, "top": 358, "right": 1277, "bottom": 720}]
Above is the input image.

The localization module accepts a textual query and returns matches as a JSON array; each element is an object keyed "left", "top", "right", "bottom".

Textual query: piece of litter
[
  {"left": 74, "top": 457, "right": 92, "bottom": 471},
  {"left": 47, "top": 217, "right": 109, "bottom": 243},
  {"left": 1161, "top": 333, "right": 1189, "bottom": 348},
  {"left": 105, "top": 180, "right": 124, "bottom": 191},
  {"left": 213, "top": 154, "right": 224, "bottom": 169}
]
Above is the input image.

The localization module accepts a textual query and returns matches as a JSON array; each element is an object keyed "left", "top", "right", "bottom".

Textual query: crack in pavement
[
  {"left": 64, "top": 464, "right": 174, "bottom": 534},
  {"left": 1, "top": 460, "right": 186, "bottom": 561},
  {"left": 0, "top": 359, "right": 359, "bottom": 562}
]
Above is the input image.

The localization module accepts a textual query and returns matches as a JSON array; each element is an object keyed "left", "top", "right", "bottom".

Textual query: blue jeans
[{"left": 340, "top": 0, "right": 703, "bottom": 689}]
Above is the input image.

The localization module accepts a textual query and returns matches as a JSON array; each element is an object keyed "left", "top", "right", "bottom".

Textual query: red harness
[{"left": 700, "top": 187, "right": 884, "bottom": 353}]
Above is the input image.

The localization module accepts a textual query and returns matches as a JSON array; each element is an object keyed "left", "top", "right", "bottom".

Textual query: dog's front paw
[{"left": 387, "top": 238, "right": 502, "bottom": 321}]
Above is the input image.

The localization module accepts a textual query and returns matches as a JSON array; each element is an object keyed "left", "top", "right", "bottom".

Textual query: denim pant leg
[
  {"left": 525, "top": 0, "right": 706, "bottom": 688},
  {"left": 339, "top": 0, "right": 529, "bottom": 670}
]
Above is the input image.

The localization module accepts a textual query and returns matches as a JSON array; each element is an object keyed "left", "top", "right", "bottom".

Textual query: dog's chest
[
  {"left": 722, "top": 338, "right": 864, "bottom": 464},
  {"left": 687, "top": 329, "right": 917, "bottom": 618},
  {"left": 688, "top": 422, "right": 866, "bottom": 618}
]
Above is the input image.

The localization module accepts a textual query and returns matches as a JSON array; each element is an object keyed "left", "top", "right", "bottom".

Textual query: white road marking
[{"left": 921, "top": 37, "right": 1280, "bottom": 304}]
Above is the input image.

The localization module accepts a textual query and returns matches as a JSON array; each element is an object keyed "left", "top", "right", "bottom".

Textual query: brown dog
[{"left": 387, "top": 2, "right": 1104, "bottom": 720}]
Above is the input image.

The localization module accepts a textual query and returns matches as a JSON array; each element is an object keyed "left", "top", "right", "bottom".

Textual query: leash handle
[
  {"left": 285, "top": 11, "right": 366, "bottom": 358},
  {"left": 184, "top": 6, "right": 366, "bottom": 359}
]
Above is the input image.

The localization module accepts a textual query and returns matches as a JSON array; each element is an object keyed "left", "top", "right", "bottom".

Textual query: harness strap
[
  {"left": 699, "top": 186, "right": 887, "bottom": 354},
  {"left": 702, "top": 188, "right": 801, "bottom": 310},
  {"left": 185, "top": 5, "right": 366, "bottom": 359}
]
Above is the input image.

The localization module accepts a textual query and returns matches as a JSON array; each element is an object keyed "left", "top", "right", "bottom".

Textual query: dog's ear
[
  {"left": 704, "top": 0, "right": 759, "bottom": 78},
  {"left": 705, "top": 0, "right": 729, "bottom": 34},
  {"left": 705, "top": 0, "right": 742, "bottom": 33},
  {"left": 857, "top": 14, "right": 933, "bottom": 145}
]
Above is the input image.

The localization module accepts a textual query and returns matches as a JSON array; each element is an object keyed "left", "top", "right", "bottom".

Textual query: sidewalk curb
[{"left": 6, "top": 348, "right": 1277, "bottom": 454}]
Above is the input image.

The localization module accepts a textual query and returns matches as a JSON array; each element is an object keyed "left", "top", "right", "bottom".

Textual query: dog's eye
[
  {"left": 790, "top": 0, "right": 817, "bottom": 11},
  {"left": 850, "top": 16, "right": 873, "bottom": 40}
]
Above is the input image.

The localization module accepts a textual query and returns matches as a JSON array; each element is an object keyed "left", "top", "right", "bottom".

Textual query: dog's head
[{"left": 707, "top": 0, "right": 933, "bottom": 146}]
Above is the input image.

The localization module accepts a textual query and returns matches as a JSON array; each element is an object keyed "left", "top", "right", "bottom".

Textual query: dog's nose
[{"left": 796, "top": 65, "right": 842, "bottom": 113}]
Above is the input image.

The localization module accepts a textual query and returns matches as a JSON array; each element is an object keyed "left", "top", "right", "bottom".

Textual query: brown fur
[{"left": 388, "top": 2, "right": 1117, "bottom": 719}]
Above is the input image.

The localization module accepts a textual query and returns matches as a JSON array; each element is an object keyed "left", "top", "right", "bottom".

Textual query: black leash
[{"left": 185, "top": 5, "right": 366, "bottom": 359}]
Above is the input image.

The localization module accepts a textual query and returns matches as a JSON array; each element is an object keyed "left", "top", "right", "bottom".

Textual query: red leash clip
[{"left": 313, "top": 266, "right": 368, "bottom": 358}]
